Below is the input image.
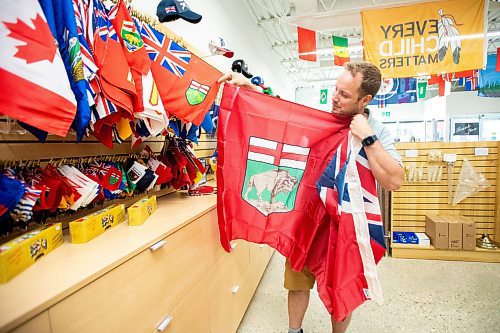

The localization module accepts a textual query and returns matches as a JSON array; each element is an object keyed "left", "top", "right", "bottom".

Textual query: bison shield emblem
[{"left": 241, "top": 137, "right": 310, "bottom": 216}]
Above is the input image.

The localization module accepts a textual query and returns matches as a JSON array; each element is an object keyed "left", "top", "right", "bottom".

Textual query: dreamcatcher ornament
[{"left": 452, "top": 158, "right": 490, "bottom": 206}]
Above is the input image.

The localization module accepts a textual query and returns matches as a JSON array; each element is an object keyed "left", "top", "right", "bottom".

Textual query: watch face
[{"left": 363, "top": 135, "right": 377, "bottom": 146}]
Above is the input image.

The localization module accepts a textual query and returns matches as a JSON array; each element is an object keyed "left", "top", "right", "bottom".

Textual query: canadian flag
[{"left": 0, "top": 0, "right": 76, "bottom": 137}]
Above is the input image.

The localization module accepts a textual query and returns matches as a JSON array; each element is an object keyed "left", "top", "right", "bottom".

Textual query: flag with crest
[
  {"left": 217, "top": 84, "right": 385, "bottom": 321},
  {"left": 140, "top": 22, "right": 222, "bottom": 125}
]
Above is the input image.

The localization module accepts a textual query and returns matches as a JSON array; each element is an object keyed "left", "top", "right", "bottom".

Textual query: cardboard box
[
  {"left": 128, "top": 196, "right": 157, "bottom": 226},
  {"left": 0, "top": 223, "right": 63, "bottom": 283},
  {"left": 459, "top": 217, "right": 476, "bottom": 251},
  {"left": 425, "top": 215, "right": 448, "bottom": 249},
  {"left": 446, "top": 216, "right": 463, "bottom": 250},
  {"left": 69, "top": 204, "right": 126, "bottom": 244}
]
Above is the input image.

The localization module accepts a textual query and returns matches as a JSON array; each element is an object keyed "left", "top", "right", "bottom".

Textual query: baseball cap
[
  {"left": 231, "top": 59, "right": 253, "bottom": 79},
  {"left": 208, "top": 37, "right": 234, "bottom": 58},
  {"left": 156, "top": 0, "right": 202, "bottom": 24}
]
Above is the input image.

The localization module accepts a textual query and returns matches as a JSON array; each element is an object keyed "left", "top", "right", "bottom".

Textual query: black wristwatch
[{"left": 361, "top": 135, "right": 378, "bottom": 147}]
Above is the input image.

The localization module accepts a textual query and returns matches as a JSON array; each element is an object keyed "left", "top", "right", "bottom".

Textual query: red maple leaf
[{"left": 3, "top": 14, "right": 57, "bottom": 64}]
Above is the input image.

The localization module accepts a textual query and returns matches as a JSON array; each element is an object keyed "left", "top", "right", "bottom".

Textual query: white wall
[
  {"left": 446, "top": 91, "right": 500, "bottom": 116},
  {"left": 133, "top": 0, "right": 295, "bottom": 100}
]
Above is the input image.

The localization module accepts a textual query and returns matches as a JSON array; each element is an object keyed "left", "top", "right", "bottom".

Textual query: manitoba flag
[
  {"left": 0, "top": 0, "right": 77, "bottom": 137},
  {"left": 218, "top": 85, "right": 385, "bottom": 320}
]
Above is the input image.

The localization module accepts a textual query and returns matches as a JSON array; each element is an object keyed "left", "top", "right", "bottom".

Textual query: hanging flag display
[
  {"left": 0, "top": 0, "right": 77, "bottom": 137},
  {"left": 479, "top": 53, "right": 500, "bottom": 97},
  {"left": 332, "top": 36, "right": 350, "bottom": 66},
  {"left": 297, "top": 27, "right": 317, "bottom": 62},
  {"left": 368, "top": 78, "right": 417, "bottom": 106},
  {"left": 140, "top": 22, "right": 222, "bottom": 125},
  {"left": 361, "top": 0, "right": 487, "bottom": 78},
  {"left": 217, "top": 84, "right": 385, "bottom": 321},
  {"left": 320, "top": 88, "right": 328, "bottom": 104}
]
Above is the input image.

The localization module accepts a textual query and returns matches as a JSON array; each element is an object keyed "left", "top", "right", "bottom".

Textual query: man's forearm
[{"left": 363, "top": 141, "right": 404, "bottom": 191}]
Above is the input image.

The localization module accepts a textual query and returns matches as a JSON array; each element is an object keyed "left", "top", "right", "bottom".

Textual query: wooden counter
[{"left": 0, "top": 192, "right": 273, "bottom": 333}]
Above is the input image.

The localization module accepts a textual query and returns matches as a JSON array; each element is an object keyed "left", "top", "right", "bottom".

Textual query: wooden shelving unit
[{"left": 391, "top": 141, "right": 500, "bottom": 262}]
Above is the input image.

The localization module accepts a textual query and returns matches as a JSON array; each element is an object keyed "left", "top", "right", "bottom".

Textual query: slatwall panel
[
  {"left": 391, "top": 141, "right": 499, "bottom": 239},
  {"left": 0, "top": 132, "right": 216, "bottom": 161}
]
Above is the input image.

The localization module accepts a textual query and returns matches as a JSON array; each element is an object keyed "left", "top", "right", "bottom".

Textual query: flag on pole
[
  {"left": 320, "top": 88, "right": 328, "bottom": 104},
  {"left": 333, "top": 36, "right": 350, "bottom": 66},
  {"left": 297, "top": 27, "right": 316, "bottom": 62}
]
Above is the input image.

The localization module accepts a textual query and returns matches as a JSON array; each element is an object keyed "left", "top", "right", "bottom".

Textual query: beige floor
[{"left": 237, "top": 252, "right": 500, "bottom": 333}]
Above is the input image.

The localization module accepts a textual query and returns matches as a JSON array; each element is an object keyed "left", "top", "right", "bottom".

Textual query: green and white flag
[{"left": 320, "top": 88, "right": 328, "bottom": 104}]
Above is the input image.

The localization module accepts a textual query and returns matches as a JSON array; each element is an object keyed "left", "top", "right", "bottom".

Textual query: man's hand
[
  {"left": 350, "top": 114, "right": 374, "bottom": 141},
  {"left": 217, "top": 72, "right": 261, "bottom": 92}
]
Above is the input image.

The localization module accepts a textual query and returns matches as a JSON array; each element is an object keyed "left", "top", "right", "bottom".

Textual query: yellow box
[
  {"left": 128, "top": 196, "right": 157, "bottom": 226},
  {"left": 0, "top": 223, "right": 64, "bottom": 283},
  {"left": 69, "top": 204, "right": 126, "bottom": 244}
]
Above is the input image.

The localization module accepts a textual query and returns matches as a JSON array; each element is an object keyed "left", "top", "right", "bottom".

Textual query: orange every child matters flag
[
  {"left": 0, "top": 0, "right": 77, "bottom": 137},
  {"left": 217, "top": 85, "right": 386, "bottom": 321}
]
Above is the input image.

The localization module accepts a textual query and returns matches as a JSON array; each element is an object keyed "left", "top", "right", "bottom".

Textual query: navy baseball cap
[{"left": 156, "top": 0, "right": 202, "bottom": 24}]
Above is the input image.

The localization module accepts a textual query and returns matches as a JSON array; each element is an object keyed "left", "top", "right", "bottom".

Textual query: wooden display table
[{"left": 0, "top": 192, "right": 273, "bottom": 333}]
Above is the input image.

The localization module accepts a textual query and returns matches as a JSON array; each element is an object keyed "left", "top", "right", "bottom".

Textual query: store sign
[
  {"left": 361, "top": 0, "right": 487, "bottom": 78},
  {"left": 453, "top": 122, "right": 479, "bottom": 136}
]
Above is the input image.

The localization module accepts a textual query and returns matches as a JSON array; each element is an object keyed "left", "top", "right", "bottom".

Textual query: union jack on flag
[
  {"left": 140, "top": 23, "right": 191, "bottom": 78},
  {"left": 316, "top": 133, "right": 385, "bottom": 315}
]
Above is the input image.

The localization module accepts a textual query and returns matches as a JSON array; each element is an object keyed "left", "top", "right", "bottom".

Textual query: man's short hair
[{"left": 344, "top": 62, "right": 381, "bottom": 99}]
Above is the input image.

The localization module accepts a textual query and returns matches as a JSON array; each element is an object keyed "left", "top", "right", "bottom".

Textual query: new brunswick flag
[{"left": 218, "top": 84, "right": 386, "bottom": 320}]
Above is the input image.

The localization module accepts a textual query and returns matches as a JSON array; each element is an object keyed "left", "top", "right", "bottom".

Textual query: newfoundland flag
[{"left": 217, "top": 84, "right": 385, "bottom": 320}]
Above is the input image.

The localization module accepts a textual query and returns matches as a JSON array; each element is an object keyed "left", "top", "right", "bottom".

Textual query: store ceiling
[{"left": 242, "top": 0, "right": 500, "bottom": 87}]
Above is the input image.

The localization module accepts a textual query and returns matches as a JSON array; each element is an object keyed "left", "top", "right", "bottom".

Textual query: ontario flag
[
  {"left": 0, "top": 0, "right": 77, "bottom": 137},
  {"left": 140, "top": 22, "right": 222, "bottom": 125}
]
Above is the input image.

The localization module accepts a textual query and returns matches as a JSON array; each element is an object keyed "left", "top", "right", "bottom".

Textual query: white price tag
[
  {"left": 405, "top": 150, "right": 419, "bottom": 158},
  {"left": 443, "top": 154, "right": 457, "bottom": 162},
  {"left": 474, "top": 147, "right": 488, "bottom": 156}
]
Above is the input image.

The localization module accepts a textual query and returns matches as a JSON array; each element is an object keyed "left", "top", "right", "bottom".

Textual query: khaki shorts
[{"left": 284, "top": 259, "right": 315, "bottom": 290}]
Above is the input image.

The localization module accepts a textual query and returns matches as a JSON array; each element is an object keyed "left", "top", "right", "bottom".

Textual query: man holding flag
[{"left": 218, "top": 61, "right": 403, "bottom": 333}]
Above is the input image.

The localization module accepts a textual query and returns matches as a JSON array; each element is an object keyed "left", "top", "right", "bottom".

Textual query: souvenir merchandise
[
  {"left": 128, "top": 196, "right": 157, "bottom": 226},
  {"left": 0, "top": 0, "right": 77, "bottom": 137},
  {"left": 231, "top": 59, "right": 253, "bottom": 79},
  {"left": 453, "top": 158, "right": 490, "bottom": 206},
  {"left": 139, "top": 21, "right": 221, "bottom": 125},
  {"left": 156, "top": 0, "right": 202, "bottom": 24},
  {"left": 0, "top": 223, "right": 63, "bottom": 283},
  {"left": 208, "top": 37, "right": 234, "bottom": 58},
  {"left": 217, "top": 84, "right": 385, "bottom": 321},
  {"left": 69, "top": 204, "right": 126, "bottom": 243}
]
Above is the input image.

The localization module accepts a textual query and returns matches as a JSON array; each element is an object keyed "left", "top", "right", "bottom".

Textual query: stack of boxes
[{"left": 425, "top": 215, "right": 476, "bottom": 250}]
